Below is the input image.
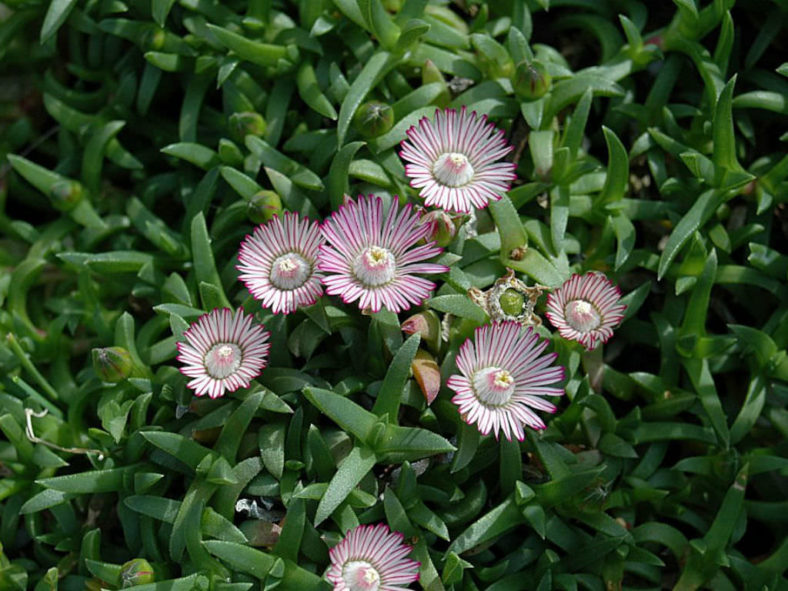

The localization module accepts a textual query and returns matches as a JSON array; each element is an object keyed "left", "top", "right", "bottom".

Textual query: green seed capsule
[
  {"left": 49, "top": 180, "right": 84, "bottom": 211},
  {"left": 92, "top": 347, "right": 134, "bottom": 383},
  {"left": 248, "top": 190, "right": 283, "bottom": 224},
  {"left": 512, "top": 61, "right": 552, "bottom": 101},
  {"left": 120, "top": 559, "right": 155, "bottom": 587},
  {"left": 229, "top": 112, "right": 267, "bottom": 142},
  {"left": 353, "top": 101, "right": 394, "bottom": 138},
  {"left": 499, "top": 288, "right": 525, "bottom": 317}
]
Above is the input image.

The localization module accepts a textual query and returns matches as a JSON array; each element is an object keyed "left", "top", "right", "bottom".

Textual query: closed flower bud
[
  {"left": 91, "top": 347, "right": 134, "bottom": 383},
  {"left": 353, "top": 101, "right": 394, "bottom": 138},
  {"left": 401, "top": 310, "right": 442, "bottom": 353},
  {"left": 49, "top": 180, "right": 84, "bottom": 211},
  {"left": 421, "top": 209, "right": 456, "bottom": 247},
  {"left": 142, "top": 27, "right": 166, "bottom": 51},
  {"left": 412, "top": 349, "right": 441, "bottom": 404},
  {"left": 512, "top": 61, "right": 552, "bottom": 101},
  {"left": 498, "top": 288, "right": 525, "bottom": 317},
  {"left": 247, "top": 190, "right": 283, "bottom": 224},
  {"left": 229, "top": 112, "right": 267, "bottom": 141},
  {"left": 120, "top": 559, "right": 155, "bottom": 587}
]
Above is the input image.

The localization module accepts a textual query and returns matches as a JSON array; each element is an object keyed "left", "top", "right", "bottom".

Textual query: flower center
[
  {"left": 353, "top": 246, "right": 396, "bottom": 287},
  {"left": 498, "top": 288, "right": 525, "bottom": 317},
  {"left": 342, "top": 560, "right": 381, "bottom": 591},
  {"left": 472, "top": 367, "right": 516, "bottom": 406},
  {"left": 204, "top": 343, "right": 242, "bottom": 379},
  {"left": 433, "top": 152, "right": 475, "bottom": 187},
  {"left": 269, "top": 253, "right": 311, "bottom": 290},
  {"left": 565, "top": 300, "right": 602, "bottom": 333}
]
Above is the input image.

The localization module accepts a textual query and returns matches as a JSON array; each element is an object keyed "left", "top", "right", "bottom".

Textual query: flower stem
[{"left": 582, "top": 344, "right": 605, "bottom": 393}]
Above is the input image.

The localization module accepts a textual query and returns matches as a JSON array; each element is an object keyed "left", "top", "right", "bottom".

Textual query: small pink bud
[
  {"left": 401, "top": 310, "right": 441, "bottom": 353},
  {"left": 420, "top": 209, "right": 456, "bottom": 247},
  {"left": 412, "top": 349, "right": 441, "bottom": 405}
]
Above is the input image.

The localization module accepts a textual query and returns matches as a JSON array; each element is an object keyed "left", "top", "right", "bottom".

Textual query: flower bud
[
  {"left": 247, "top": 190, "right": 283, "bottom": 224},
  {"left": 353, "top": 101, "right": 394, "bottom": 138},
  {"left": 512, "top": 61, "right": 551, "bottom": 101},
  {"left": 120, "top": 559, "right": 155, "bottom": 588},
  {"left": 401, "top": 310, "right": 441, "bottom": 353},
  {"left": 498, "top": 288, "right": 525, "bottom": 317},
  {"left": 229, "top": 112, "right": 267, "bottom": 142},
  {"left": 420, "top": 209, "right": 456, "bottom": 247},
  {"left": 92, "top": 347, "right": 134, "bottom": 383},
  {"left": 412, "top": 349, "right": 441, "bottom": 405},
  {"left": 142, "top": 27, "right": 166, "bottom": 52},
  {"left": 49, "top": 180, "right": 84, "bottom": 211}
]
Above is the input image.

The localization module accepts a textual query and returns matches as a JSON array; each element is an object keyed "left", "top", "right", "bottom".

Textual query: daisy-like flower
[
  {"left": 176, "top": 308, "right": 270, "bottom": 399},
  {"left": 318, "top": 195, "right": 448, "bottom": 313},
  {"left": 237, "top": 212, "right": 324, "bottom": 314},
  {"left": 545, "top": 272, "right": 626, "bottom": 351},
  {"left": 326, "top": 523, "right": 420, "bottom": 591},
  {"left": 447, "top": 322, "right": 565, "bottom": 440},
  {"left": 399, "top": 107, "right": 517, "bottom": 213}
]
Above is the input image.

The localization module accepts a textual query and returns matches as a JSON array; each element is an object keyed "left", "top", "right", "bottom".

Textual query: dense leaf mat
[{"left": 1, "top": 0, "right": 787, "bottom": 589}]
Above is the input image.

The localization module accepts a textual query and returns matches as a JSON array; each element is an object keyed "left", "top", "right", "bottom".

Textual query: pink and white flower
[
  {"left": 447, "top": 322, "right": 565, "bottom": 440},
  {"left": 399, "top": 107, "right": 517, "bottom": 213},
  {"left": 545, "top": 272, "right": 626, "bottom": 351},
  {"left": 237, "top": 212, "right": 324, "bottom": 314},
  {"left": 318, "top": 195, "right": 448, "bottom": 313},
  {"left": 326, "top": 523, "right": 420, "bottom": 591},
  {"left": 176, "top": 308, "right": 270, "bottom": 399}
]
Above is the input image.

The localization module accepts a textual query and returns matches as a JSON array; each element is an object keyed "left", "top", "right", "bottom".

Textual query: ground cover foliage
[{"left": 1, "top": 0, "right": 787, "bottom": 589}]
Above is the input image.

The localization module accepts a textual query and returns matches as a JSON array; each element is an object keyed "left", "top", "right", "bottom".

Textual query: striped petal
[
  {"left": 400, "top": 107, "right": 517, "bottom": 213},
  {"left": 318, "top": 195, "right": 448, "bottom": 314},
  {"left": 447, "top": 322, "right": 565, "bottom": 441},
  {"left": 545, "top": 272, "right": 627, "bottom": 350},
  {"left": 237, "top": 212, "right": 324, "bottom": 315},
  {"left": 176, "top": 308, "right": 270, "bottom": 399},
  {"left": 326, "top": 523, "right": 420, "bottom": 590}
]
